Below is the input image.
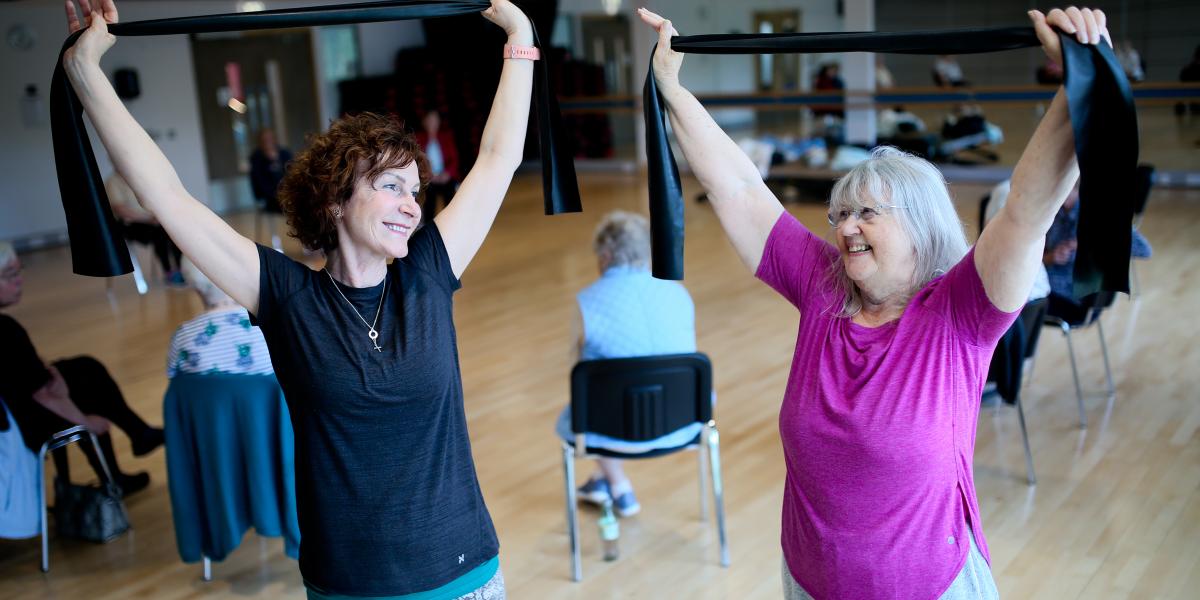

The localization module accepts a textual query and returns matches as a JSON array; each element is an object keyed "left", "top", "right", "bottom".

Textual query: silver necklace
[{"left": 324, "top": 268, "right": 387, "bottom": 352}]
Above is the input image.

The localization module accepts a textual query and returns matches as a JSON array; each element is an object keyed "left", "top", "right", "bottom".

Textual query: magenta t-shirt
[{"left": 755, "top": 213, "right": 1017, "bottom": 599}]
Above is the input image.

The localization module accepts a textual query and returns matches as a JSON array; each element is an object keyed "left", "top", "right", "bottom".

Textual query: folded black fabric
[
  {"left": 645, "top": 27, "right": 1137, "bottom": 296},
  {"left": 51, "top": 0, "right": 581, "bottom": 277}
]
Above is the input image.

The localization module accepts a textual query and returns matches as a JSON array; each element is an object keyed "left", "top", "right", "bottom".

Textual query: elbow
[
  {"left": 996, "top": 195, "right": 1053, "bottom": 237},
  {"left": 476, "top": 147, "right": 522, "bottom": 175}
]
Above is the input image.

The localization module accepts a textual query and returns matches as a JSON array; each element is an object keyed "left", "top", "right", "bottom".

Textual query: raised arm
[
  {"left": 63, "top": 0, "right": 259, "bottom": 311},
  {"left": 975, "top": 7, "right": 1109, "bottom": 312},
  {"left": 637, "top": 8, "right": 784, "bottom": 273},
  {"left": 433, "top": 0, "right": 534, "bottom": 279}
]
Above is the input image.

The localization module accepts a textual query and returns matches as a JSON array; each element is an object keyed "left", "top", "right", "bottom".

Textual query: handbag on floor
[{"left": 53, "top": 477, "right": 129, "bottom": 543}]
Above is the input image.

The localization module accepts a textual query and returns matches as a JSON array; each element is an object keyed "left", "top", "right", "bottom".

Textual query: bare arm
[
  {"left": 64, "top": 0, "right": 259, "bottom": 311},
  {"left": 434, "top": 0, "right": 534, "bottom": 279},
  {"left": 975, "top": 7, "right": 1109, "bottom": 311},
  {"left": 31, "top": 365, "right": 108, "bottom": 433},
  {"left": 638, "top": 9, "right": 783, "bottom": 273}
]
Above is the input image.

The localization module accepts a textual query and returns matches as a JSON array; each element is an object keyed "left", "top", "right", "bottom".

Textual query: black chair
[
  {"left": 978, "top": 193, "right": 992, "bottom": 237},
  {"left": 562, "top": 353, "right": 727, "bottom": 581},
  {"left": 986, "top": 298, "right": 1047, "bottom": 485},
  {"left": 38, "top": 426, "right": 118, "bottom": 572},
  {"left": 1129, "top": 164, "right": 1155, "bottom": 296},
  {"left": 1043, "top": 292, "right": 1117, "bottom": 428}
]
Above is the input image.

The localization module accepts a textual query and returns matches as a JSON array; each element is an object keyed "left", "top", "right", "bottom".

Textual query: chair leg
[
  {"left": 706, "top": 425, "right": 730, "bottom": 567},
  {"left": 562, "top": 443, "right": 582, "bottom": 582},
  {"left": 1061, "top": 323, "right": 1087, "bottom": 428},
  {"left": 37, "top": 446, "right": 50, "bottom": 573},
  {"left": 1129, "top": 261, "right": 1140, "bottom": 299},
  {"left": 127, "top": 243, "right": 148, "bottom": 296},
  {"left": 1097, "top": 318, "right": 1115, "bottom": 398},
  {"left": 1015, "top": 396, "right": 1036, "bottom": 486},
  {"left": 697, "top": 440, "right": 709, "bottom": 522},
  {"left": 87, "top": 432, "right": 116, "bottom": 484},
  {"left": 202, "top": 556, "right": 212, "bottom": 582}
]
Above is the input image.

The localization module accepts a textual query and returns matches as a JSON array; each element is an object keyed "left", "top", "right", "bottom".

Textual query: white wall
[
  {"left": 357, "top": 19, "right": 424, "bottom": 77},
  {"left": 1, "top": 0, "right": 428, "bottom": 247},
  {"left": 0, "top": 1, "right": 210, "bottom": 245}
]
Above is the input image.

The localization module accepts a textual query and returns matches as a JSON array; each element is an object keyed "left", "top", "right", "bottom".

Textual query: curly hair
[{"left": 277, "top": 112, "right": 430, "bottom": 252}]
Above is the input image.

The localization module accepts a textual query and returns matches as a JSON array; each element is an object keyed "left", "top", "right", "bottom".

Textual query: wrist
[
  {"left": 65, "top": 58, "right": 102, "bottom": 85},
  {"left": 658, "top": 79, "right": 686, "bottom": 98},
  {"left": 506, "top": 27, "right": 534, "bottom": 47}
]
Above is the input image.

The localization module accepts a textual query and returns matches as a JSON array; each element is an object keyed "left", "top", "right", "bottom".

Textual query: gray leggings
[
  {"left": 307, "top": 568, "right": 504, "bottom": 600},
  {"left": 453, "top": 567, "right": 505, "bottom": 600},
  {"left": 782, "top": 530, "right": 999, "bottom": 600}
]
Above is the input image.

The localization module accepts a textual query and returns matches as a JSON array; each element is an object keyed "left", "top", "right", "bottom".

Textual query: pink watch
[{"left": 503, "top": 44, "right": 540, "bottom": 60}]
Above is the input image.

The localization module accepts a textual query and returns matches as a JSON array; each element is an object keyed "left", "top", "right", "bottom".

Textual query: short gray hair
[
  {"left": 0, "top": 241, "right": 14, "bottom": 268},
  {"left": 827, "top": 146, "right": 969, "bottom": 316},
  {"left": 593, "top": 210, "right": 651, "bottom": 269},
  {"left": 180, "top": 257, "right": 233, "bottom": 309}
]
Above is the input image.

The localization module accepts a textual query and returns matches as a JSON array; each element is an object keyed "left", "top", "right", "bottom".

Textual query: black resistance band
[{"left": 645, "top": 27, "right": 1137, "bottom": 299}]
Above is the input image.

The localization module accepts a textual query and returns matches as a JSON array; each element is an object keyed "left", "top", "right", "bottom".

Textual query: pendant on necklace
[{"left": 369, "top": 328, "right": 382, "bottom": 352}]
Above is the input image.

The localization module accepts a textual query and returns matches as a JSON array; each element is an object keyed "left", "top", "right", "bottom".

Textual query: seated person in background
[
  {"left": 249, "top": 128, "right": 293, "bottom": 251},
  {"left": 167, "top": 258, "right": 273, "bottom": 378},
  {"left": 0, "top": 242, "right": 163, "bottom": 496},
  {"left": 933, "top": 54, "right": 968, "bottom": 87},
  {"left": 1044, "top": 185, "right": 1152, "bottom": 322},
  {"left": 877, "top": 105, "right": 925, "bottom": 138},
  {"left": 415, "top": 110, "right": 461, "bottom": 220},
  {"left": 811, "top": 63, "right": 845, "bottom": 119},
  {"left": 106, "top": 171, "right": 184, "bottom": 285},
  {"left": 1177, "top": 45, "right": 1200, "bottom": 117},
  {"left": 555, "top": 211, "right": 702, "bottom": 517},
  {"left": 940, "top": 103, "right": 1003, "bottom": 162}
]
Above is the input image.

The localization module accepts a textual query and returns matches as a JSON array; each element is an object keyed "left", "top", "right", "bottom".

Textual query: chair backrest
[
  {"left": 570, "top": 353, "right": 712, "bottom": 442},
  {"left": 978, "top": 193, "right": 992, "bottom": 236},
  {"left": 1082, "top": 290, "right": 1117, "bottom": 326},
  {"left": 1019, "top": 298, "right": 1048, "bottom": 359}
]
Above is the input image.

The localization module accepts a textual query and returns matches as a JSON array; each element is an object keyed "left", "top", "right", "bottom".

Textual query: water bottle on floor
[{"left": 598, "top": 498, "right": 619, "bottom": 561}]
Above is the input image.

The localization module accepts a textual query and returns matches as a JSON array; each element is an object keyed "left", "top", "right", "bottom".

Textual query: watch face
[{"left": 7, "top": 24, "right": 36, "bottom": 51}]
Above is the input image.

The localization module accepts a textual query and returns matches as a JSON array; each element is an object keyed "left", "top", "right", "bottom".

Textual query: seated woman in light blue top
[
  {"left": 167, "top": 259, "right": 273, "bottom": 378},
  {"left": 555, "top": 210, "right": 701, "bottom": 517}
]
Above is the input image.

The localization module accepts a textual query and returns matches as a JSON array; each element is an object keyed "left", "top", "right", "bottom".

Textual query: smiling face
[
  {"left": 832, "top": 202, "right": 917, "bottom": 299},
  {"left": 336, "top": 160, "right": 422, "bottom": 259},
  {"left": 827, "top": 147, "right": 970, "bottom": 316}
]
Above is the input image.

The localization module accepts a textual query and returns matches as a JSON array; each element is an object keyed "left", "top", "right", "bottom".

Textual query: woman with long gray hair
[{"left": 639, "top": 5, "right": 1111, "bottom": 599}]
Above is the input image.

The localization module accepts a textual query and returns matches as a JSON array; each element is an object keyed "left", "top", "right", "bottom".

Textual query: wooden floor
[{"left": 1, "top": 172, "right": 1198, "bottom": 599}]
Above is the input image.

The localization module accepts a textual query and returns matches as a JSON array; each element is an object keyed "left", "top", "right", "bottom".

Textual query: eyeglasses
[{"left": 827, "top": 203, "right": 905, "bottom": 227}]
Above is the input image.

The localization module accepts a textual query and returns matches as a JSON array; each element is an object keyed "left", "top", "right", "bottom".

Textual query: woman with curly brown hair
[{"left": 63, "top": 0, "right": 534, "bottom": 597}]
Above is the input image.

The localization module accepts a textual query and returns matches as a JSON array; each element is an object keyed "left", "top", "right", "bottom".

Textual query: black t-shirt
[
  {"left": 0, "top": 314, "right": 53, "bottom": 442},
  {"left": 250, "top": 223, "right": 498, "bottom": 596}
]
